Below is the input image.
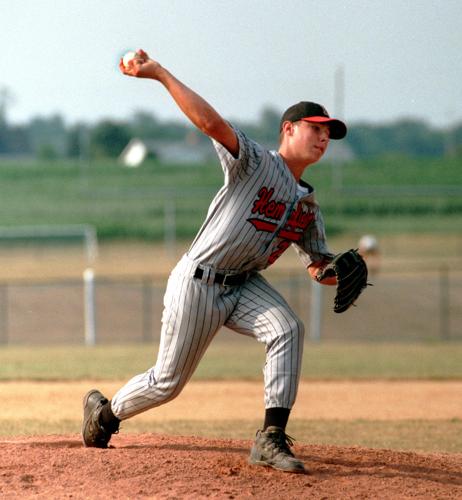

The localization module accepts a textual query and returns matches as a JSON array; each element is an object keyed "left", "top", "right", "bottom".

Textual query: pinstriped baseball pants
[{"left": 111, "top": 254, "right": 304, "bottom": 420}]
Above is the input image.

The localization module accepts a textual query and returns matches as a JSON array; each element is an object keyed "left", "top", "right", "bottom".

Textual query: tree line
[{"left": 0, "top": 106, "right": 460, "bottom": 160}]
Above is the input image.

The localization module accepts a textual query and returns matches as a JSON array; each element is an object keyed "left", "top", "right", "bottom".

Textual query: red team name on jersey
[
  {"left": 286, "top": 203, "right": 315, "bottom": 230},
  {"left": 247, "top": 185, "right": 316, "bottom": 264},
  {"left": 251, "top": 187, "right": 286, "bottom": 220}
]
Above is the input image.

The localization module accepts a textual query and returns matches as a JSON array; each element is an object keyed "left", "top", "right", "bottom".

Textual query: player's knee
[
  {"left": 150, "top": 372, "right": 188, "bottom": 404},
  {"left": 162, "top": 383, "right": 184, "bottom": 403},
  {"left": 271, "top": 313, "right": 304, "bottom": 346},
  {"left": 289, "top": 315, "right": 305, "bottom": 344}
]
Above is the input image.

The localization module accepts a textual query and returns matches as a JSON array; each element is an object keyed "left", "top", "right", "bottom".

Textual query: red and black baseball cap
[{"left": 280, "top": 101, "right": 347, "bottom": 140}]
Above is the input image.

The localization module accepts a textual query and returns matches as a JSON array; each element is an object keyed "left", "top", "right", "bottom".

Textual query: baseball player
[{"left": 82, "top": 49, "right": 347, "bottom": 474}]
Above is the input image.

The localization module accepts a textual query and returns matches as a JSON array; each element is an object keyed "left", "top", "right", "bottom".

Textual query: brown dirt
[
  {"left": 0, "top": 433, "right": 461, "bottom": 499},
  {"left": 3, "top": 380, "right": 462, "bottom": 422}
]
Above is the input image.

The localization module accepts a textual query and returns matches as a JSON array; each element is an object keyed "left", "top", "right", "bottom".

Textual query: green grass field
[
  {"left": 0, "top": 340, "right": 460, "bottom": 381},
  {"left": 0, "top": 156, "right": 460, "bottom": 240}
]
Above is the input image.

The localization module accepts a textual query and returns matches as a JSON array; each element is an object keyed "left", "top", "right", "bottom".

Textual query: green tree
[
  {"left": 66, "top": 123, "right": 90, "bottom": 159},
  {"left": 90, "top": 120, "right": 131, "bottom": 158},
  {"left": 0, "top": 123, "right": 31, "bottom": 155},
  {"left": 129, "top": 111, "right": 160, "bottom": 139},
  {"left": 26, "top": 114, "right": 67, "bottom": 158},
  {"left": 347, "top": 119, "right": 445, "bottom": 158},
  {"left": 37, "top": 143, "right": 58, "bottom": 161},
  {"left": 259, "top": 106, "right": 281, "bottom": 143},
  {"left": 447, "top": 122, "right": 462, "bottom": 156}
]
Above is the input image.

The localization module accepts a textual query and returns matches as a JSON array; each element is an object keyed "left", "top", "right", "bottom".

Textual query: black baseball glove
[{"left": 317, "top": 249, "right": 370, "bottom": 313}]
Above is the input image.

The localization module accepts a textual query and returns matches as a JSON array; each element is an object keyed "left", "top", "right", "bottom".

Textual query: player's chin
[{"left": 308, "top": 148, "right": 324, "bottom": 164}]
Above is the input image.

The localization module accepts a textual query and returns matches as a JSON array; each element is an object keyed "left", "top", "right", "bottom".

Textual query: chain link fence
[{"left": 0, "top": 266, "right": 460, "bottom": 345}]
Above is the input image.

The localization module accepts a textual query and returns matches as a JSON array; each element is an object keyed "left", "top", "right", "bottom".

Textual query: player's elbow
[
  {"left": 197, "top": 113, "right": 223, "bottom": 136},
  {"left": 202, "top": 117, "right": 239, "bottom": 158}
]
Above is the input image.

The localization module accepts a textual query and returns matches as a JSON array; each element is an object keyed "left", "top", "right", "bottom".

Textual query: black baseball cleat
[
  {"left": 82, "top": 389, "right": 119, "bottom": 448},
  {"left": 248, "top": 426, "right": 306, "bottom": 474}
]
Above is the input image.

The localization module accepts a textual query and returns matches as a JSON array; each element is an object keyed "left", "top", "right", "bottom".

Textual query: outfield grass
[
  {"left": 0, "top": 341, "right": 461, "bottom": 381},
  {"left": 0, "top": 156, "right": 460, "bottom": 240}
]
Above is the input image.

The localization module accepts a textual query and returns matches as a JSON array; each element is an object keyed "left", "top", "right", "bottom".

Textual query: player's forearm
[
  {"left": 120, "top": 50, "right": 238, "bottom": 156},
  {"left": 155, "top": 67, "right": 226, "bottom": 138}
]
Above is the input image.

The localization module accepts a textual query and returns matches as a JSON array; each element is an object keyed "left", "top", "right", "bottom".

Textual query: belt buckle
[{"left": 221, "top": 273, "right": 235, "bottom": 287}]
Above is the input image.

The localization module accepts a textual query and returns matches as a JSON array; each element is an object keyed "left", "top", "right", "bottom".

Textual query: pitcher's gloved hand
[{"left": 317, "top": 249, "right": 370, "bottom": 313}]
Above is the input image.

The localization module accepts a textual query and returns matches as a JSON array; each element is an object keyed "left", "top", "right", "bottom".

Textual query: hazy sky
[{"left": 1, "top": 0, "right": 461, "bottom": 128}]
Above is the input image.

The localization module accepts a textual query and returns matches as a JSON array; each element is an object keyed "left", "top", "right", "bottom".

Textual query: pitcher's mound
[{"left": 1, "top": 434, "right": 460, "bottom": 499}]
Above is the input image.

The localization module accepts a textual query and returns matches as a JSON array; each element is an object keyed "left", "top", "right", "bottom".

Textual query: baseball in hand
[{"left": 122, "top": 51, "right": 137, "bottom": 68}]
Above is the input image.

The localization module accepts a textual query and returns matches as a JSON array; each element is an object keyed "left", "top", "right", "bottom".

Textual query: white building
[{"left": 119, "top": 134, "right": 216, "bottom": 167}]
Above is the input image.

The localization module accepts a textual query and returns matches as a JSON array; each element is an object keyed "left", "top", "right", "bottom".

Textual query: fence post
[
  {"left": 142, "top": 278, "right": 153, "bottom": 342},
  {"left": 0, "top": 284, "right": 8, "bottom": 344},
  {"left": 83, "top": 268, "right": 96, "bottom": 346},
  {"left": 310, "top": 281, "right": 323, "bottom": 342},
  {"left": 439, "top": 264, "right": 450, "bottom": 340},
  {"left": 289, "top": 272, "right": 300, "bottom": 314}
]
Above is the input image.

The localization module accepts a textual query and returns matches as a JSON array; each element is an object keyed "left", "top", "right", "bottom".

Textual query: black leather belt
[{"left": 194, "top": 267, "right": 247, "bottom": 287}]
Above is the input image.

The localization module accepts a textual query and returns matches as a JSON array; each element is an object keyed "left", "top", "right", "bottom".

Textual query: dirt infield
[
  {"left": 3, "top": 380, "right": 462, "bottom": 422},
  {"left": 0, "top": 380, "right": 461, "bottom": 498},
  {"left": 1, "top": 434, "right": 461, "bottom": 499}
]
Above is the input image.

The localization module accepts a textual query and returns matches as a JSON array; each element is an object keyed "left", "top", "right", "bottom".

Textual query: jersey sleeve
[
  {"left": 292, "top": 207, "right": 335, "bottom": 267},
  {"left": 211, "top": 125, "right": 264, "bottom": 182}
]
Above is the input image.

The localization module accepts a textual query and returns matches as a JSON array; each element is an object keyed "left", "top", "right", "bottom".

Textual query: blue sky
[{"left": 1, "top": 0, "right": 461, "bottom": 128}]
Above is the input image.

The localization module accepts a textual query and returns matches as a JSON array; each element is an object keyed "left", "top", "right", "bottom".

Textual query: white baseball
[{"left": 122, "top": 51, "right": 137, "bottom": 68}]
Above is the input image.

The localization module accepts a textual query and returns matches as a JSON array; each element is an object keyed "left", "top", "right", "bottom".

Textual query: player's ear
[
  {"left": 280, "top": 121, "right": 294, "bottom": 142},
  {"left": 281, "top": 120, "right": 293, "bottom": 134}
]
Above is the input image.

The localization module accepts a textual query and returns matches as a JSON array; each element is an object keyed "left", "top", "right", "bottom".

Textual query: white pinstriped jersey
[
  {"left": 110, "top": 126, "right": 320, "bottom": 420},
  {"left": 187, "top": 126, "right": 334, "bottom": 271}
]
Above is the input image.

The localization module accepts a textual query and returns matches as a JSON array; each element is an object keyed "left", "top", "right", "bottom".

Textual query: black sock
[
  {"left": 263, "top": 407, "right": 290, "bottom": 431},
  {"left": 100, "top": 400, "right": 120, "bottom": 429}
]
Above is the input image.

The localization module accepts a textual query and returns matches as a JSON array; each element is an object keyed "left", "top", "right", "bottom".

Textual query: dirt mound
[{"left": 0, "top": 434, "right": 460, "bottom": 499}]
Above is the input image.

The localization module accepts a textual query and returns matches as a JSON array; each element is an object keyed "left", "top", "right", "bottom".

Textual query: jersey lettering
[
  {"left": 287, "top": 203, "right": 315, "bottom": 230},
  {"left": 251, "top": 187, "right": 286, "bottom": 220},
  {"left": 248, "top": 187, "right": 317, "bottom": 265}
]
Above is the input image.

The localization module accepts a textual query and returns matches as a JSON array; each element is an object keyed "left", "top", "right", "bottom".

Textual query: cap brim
[{"left": 301, "top": 117, "right": 347, "bottom": 140}]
